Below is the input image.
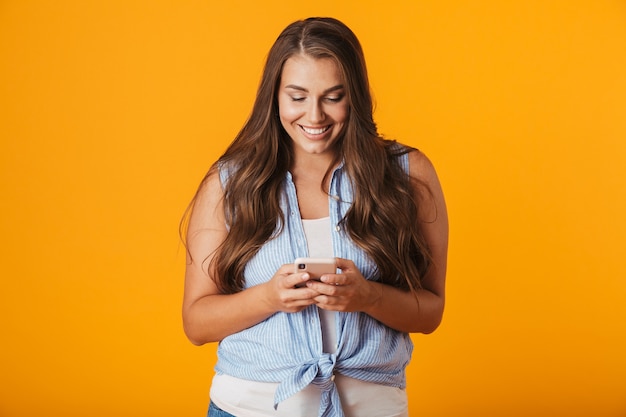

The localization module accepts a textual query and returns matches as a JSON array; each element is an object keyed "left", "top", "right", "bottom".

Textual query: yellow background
[{"left": 1, "top": 1, "right": 625, "bottom": 416}]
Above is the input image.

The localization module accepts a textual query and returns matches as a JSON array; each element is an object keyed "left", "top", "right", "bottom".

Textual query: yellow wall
[{"left": 1, "top": 1, "right": 625, "bottom": 416}]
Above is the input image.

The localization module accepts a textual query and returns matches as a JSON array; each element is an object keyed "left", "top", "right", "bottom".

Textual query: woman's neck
[
  {"left": 290, "top": 150, "right": 336, "bottom": 181},
  {"left": 290, "top": 154, "right": 335, "bottom": 219}
]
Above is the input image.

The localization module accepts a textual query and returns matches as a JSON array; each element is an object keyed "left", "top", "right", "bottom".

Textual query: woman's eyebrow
[{"left": 284, "top": 84, "right": 345, "bottom": 93}]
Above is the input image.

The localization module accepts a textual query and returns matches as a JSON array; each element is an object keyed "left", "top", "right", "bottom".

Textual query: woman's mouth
[{"left": 300, "top": 125, "right": 331, "bottom": 135}]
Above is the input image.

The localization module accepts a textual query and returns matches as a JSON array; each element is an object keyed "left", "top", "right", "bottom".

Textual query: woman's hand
[
  {"left": 305, "top": 257, "right": 381, "bottom": 312},
  {"left": 259, "top": 264, "right": 322, "bottom": 313}
]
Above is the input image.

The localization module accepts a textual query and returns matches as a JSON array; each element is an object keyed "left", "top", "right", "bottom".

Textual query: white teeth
[{"left": 301, "top": 125, "right": 330, "bottom": 135}]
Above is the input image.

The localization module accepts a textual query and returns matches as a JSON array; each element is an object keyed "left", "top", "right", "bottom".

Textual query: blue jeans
[{"left": 208, "top": 401, "right": 236, "bottom": 417}]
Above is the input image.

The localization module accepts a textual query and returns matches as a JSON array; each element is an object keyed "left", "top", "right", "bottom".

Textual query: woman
[{"left": 182, "top": 17, "right": 448, "bottom": 417}]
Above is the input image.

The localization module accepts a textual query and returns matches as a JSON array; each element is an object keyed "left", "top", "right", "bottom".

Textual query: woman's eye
[
  {"left": 325, "top": 95, "right": 344, "bottom": 103},
  {"left": 289, "top": 95, "right": 344, "bottom": 103}
]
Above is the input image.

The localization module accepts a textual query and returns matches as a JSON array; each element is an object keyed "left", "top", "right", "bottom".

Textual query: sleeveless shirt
[{"left": 215, "top": 151, "right": 413, "bottom": 417}]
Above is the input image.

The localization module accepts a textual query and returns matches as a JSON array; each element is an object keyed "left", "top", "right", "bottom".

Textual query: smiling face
[{"left": 277, "top": 54, "right": 349, "bottom": 161}]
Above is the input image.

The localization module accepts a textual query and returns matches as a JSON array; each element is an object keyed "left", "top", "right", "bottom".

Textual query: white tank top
[{"left": 301, "top": 217, "right": 337, "bottom": 354}]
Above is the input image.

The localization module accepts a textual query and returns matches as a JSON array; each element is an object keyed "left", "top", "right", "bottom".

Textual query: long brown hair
[{"left": 185, "top": 17, "right": 431, "bottom": 294}]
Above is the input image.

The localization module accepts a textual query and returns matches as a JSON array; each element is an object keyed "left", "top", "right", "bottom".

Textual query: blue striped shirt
[{"left": 216, "top": 149, "right": 413, "bottom": 417}]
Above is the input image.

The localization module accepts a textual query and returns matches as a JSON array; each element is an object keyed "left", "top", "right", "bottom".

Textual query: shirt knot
[{"left": 274, "top": 353, "right": 344, "bottom": 416}]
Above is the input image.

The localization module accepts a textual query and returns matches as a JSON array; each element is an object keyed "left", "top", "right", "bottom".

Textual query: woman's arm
[
  {"left": 182, "top": 171, "right": 319, "bottom": 345},
  {"left": 308, "top": 150, "right": 448, "bottom": 333}
]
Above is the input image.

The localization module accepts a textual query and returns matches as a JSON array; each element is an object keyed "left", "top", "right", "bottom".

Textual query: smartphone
[{"left": 294, "top": 257, "right": 336, "bottom": 287}]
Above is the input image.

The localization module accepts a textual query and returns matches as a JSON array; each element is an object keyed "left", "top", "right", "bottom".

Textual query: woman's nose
[{"left": 307, "top": 100, "right": 326, "bottom": 124}]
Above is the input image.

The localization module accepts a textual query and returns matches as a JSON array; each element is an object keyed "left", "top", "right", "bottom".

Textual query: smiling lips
[{"left": 300, "top": 125, "right": 331, "bottom": 135}]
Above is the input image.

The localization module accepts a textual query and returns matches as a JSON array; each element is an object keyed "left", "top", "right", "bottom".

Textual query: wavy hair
[{"left": 185, "top": 17, "right": 431, "bottom": 294}]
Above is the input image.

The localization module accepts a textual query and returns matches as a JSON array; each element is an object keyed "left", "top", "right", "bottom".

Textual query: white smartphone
[{"left": 294, "top": 257, "right": 336, "bottom": 287}]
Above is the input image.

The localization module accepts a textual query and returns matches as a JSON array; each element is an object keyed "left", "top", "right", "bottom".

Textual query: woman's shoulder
[
  {"left": 196, "top": 166, "right": 225, "bottom": 202},
  {"left": 384, "top": 139, "right": 437, "bottom": 181},
  {"left": 214, "top": 157, "right": 243, "bottom": 187},
  {"left": 383, "top": 139, "right": 412, "bottom": 155},
  {"left": 402, "top": 146, "right": 441, "bottom": 191},
  {"left": 382, "top": 140, "right": 425, "bottom": 174}
]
